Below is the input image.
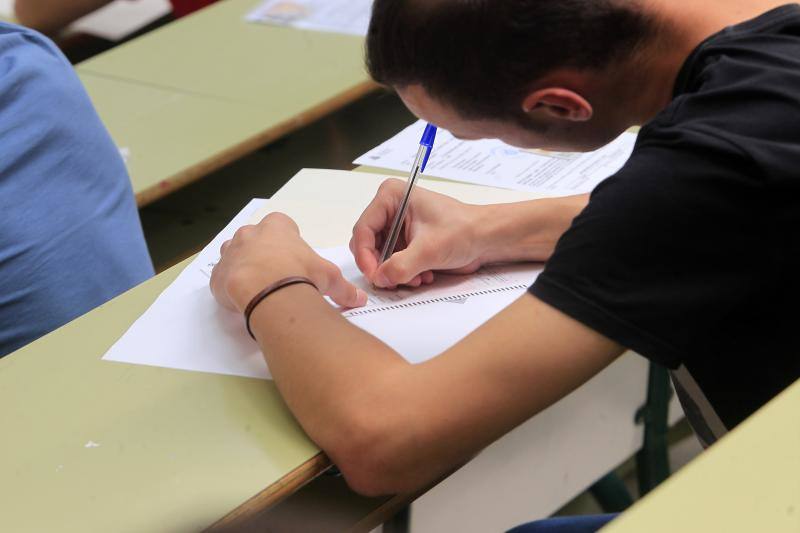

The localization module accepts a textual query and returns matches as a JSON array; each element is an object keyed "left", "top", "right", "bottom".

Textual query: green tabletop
[
  {"left": 76, "top": 0, "right": 376, "bottom": 206},
  {"left": 0, "top": 259, "right": 320, "bottom": 533},
  {"left": 605, "top": 377, "right": 800, "bottom": 533},
  {"left": 77, "top": 0, "right": 372, "bottom": 105},
  {"left": 79, "top": 72, "right": 291, "bottom": 206}
]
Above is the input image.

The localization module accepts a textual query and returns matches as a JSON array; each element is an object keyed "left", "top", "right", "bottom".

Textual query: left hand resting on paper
[{"left": 210, "top": 212, "right": 368, "bottom": 313}]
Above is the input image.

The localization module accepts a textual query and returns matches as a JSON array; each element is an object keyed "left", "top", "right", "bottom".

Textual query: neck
[{"left": 611, "top": 0, "right": 791, "bottom": 126}]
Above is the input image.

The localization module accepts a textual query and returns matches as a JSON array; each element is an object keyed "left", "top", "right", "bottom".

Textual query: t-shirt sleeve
[{"left": 530, "top": 132, "right": 765, "bottom": 369}]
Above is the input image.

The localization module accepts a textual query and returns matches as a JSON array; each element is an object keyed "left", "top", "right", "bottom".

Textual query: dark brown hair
[{"left": 366, "top": 0, "right": 654, "bottom": 122}]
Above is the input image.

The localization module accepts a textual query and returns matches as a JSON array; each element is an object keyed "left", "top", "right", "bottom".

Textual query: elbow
[
  {"left": 14, "top": 1, "right": 80, "bottom": 35},
  {"left": 14, "top": 3, "right": 54, "bottom": 34},
  {"left": 13, "top": 2, "right": 37, "bottom": 25},
  {"left": 324, "top": 408, "right": 419, "bottom": 497}
]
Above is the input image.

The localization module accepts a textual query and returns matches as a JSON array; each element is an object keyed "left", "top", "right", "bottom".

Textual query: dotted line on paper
[{"left": 343, "top": 284, "right": 527, "bottom": 317}]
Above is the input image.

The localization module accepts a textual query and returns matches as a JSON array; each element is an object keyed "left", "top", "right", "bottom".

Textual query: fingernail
[{"left": 375, "top": 273, "right": 390, "bottom": 288}]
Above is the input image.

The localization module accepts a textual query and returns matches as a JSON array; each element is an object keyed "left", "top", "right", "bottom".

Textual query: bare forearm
[
  {"left": 477, "top": 193, "right": 589, "bottom": 264},
  {"left": 248, "top": 284, "right": 409, "bottom": 461},
  {"left": 246, "top": 284, "right": 506, "bottom": 495}
]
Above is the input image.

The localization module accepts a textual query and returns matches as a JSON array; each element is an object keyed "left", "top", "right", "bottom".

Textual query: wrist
[
  {"left": 472, "top": 203, "right": 528, "bottom": 264},
  {"left": 228, "top": 259, "right": 311, "bottom": 313},
  {"left": 473, "top": 195, "right": 588, "bottom": 264}
]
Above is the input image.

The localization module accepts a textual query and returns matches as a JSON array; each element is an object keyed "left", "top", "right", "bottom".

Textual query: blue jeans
[{"left": 508, "top": 514, "right": 619, "bottom": 533}]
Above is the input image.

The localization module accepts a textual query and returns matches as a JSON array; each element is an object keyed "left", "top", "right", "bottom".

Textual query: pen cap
[
  {"left": 421, "top": 124, "right": 438, "bottom": 148},
  {"left": 420, "top": 124, "right": 438, "bottom": 172}
]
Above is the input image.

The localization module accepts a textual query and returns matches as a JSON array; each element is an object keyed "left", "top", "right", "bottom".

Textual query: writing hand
[{"left": 350, "top": 179, "right": 489, "bottom": 288}]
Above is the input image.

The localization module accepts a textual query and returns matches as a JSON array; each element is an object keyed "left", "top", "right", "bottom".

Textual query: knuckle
[
  {"left": 377, "top": 180, "right": 392, "bottom": 193},
  {"left": 263, "top": 211, "right": 295, "bottom": 230},
  {"left": 262, "top": 212, "right": 285, "bottom": 224},
  {"left": 378, "top": 178, "right": 403, "bottom": 195},
  {"left": 233, "top": 225, "right": 254, "bottom": 240},
  {"left": 388, "top": 261, "right": 411, "bottom": 282}
]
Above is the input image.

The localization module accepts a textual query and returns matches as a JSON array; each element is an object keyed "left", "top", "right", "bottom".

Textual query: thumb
[
  {"left": 375, "top": 238, "right": 433, "bottom": 288},
  {"left": 323, "top": 264, "right": 369, "bottom": 309}
]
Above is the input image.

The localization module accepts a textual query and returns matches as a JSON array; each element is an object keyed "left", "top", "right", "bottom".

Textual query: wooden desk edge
[
  {"left": 207, "top": 452, "right": 332, "bottom": 531},
  {"left": 134, "top": 80, "right": 380, "bottom": 207}
]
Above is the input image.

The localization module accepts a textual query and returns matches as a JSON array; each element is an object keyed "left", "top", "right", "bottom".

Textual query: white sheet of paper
[
  {"left": 355, "top": 120, "right": 637, "bottom": 196},
  {"left": 104, "top": 199, "right": 271, "bottom": 378},
  {"left": 103, "top": 200, "right": 541, "bottom": 379},
  {"left": 245, "top": 0, "right": 372, "bottom": 36},
  {"left": 70, "top": 0, "right": 171, "bottom": 41}
]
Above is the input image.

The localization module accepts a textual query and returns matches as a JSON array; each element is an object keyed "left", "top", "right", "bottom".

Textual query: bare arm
[
  {"left": 14, "top": 0, "right": 113, "bottom": 34},
  {"left": 211, "top": 212, "right": 620, "bottom": 496},
  {"left": 477, "top": 193, "right": 589, "bottom": 264},
  {"left": 349, "top": 179, "right": 588, "bottom": 288}
]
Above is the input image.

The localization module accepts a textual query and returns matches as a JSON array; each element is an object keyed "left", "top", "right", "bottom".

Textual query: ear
[{"left": 522, "top": 88, "right": 593, "bottom": 122}]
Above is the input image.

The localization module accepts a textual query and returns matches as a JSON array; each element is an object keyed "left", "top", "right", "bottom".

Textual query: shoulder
[
  {"left": 0, "top": 22, "right": 95, "bottom": 131},
  {"left": 0, "top": 22, "right": 88, "bottom": 105},
  {"left": 664, "top": 12, "right": 800, "bottom": 153},
  {"left": 0, "top": 22, "right": 120, "bottom": 170},
  {"left": 0, "top": 22, "right": 73, "bottom": 83}
]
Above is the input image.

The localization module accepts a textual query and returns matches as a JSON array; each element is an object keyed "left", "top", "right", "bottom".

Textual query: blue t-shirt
[{"left": 0, "top": 23, "right": 154, "bottom": 357}]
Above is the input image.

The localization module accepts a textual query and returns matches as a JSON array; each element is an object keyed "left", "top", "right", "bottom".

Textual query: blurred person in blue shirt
[{"left": 0, "top": 22, "right": 154, "bottom": 357}]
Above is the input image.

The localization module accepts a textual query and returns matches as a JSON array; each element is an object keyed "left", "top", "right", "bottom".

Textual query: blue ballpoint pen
[{"left": 379, "top": 123, "right": 438, "bottom": 264}]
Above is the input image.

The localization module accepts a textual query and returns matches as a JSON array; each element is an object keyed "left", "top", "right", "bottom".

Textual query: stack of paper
[
  {"left": 355, "top": 120, "right": 637, "bottom": 196},
  {"left": 246, "top": 0, "right": 373, "bottom": 36}
]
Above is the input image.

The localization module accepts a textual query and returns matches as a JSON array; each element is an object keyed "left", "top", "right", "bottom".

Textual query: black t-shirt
[{"left": 531, "top": 4, "right": 800, "bottom": 438}]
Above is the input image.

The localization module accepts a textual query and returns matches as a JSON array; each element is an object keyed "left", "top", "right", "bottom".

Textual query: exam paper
[
  {"left": 245, "top": 0, "right": 372, "bottom": 36},
  {"left": 104, "top": 200, "right": 541, "bottom": 379},
  {"left": 332, "top": 247, "right": 535, "bottom": 318},
  {"left": 104, "top": 199, "right": 271, "bottom": 379},
  {"left": 354, "top": 120, "right": 637, "bottom": 196}
]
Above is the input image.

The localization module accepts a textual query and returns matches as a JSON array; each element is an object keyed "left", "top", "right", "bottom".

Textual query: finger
[
  {"left": 421, "top": 270, "right": 435, "bottom": 284},
  {"left": 351, "top": 182, "right": 402, "bottom": 277},
  {"left": 324, "top": 268, "right": 368, "bottom": 308},
  {"left": 209, "top": 264, "right": 238, "bottom": 311},
  {"left": 352, "top": 225, "right": 380, "bottom": 279},
  {"left": 406, "top": 275, "right": 422, "bottom": 288},
  {"left": 220, "top": 239, "right": 231, "bottom": 257},
  {"left": 374, "top": 238, "right": 434, "bottom": 287},
  {"left": 353, "top": 193, "right": 393, "bottom": 246}
]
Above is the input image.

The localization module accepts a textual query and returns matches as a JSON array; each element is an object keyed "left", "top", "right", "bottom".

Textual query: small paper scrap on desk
[
  {"left": 355, "top": 120, "right": 637, "bottom": 196},
  {"left": 0, "top": 0, "right": 13, "bottom": 17},
  {"left": 245, "top": 0, "right": 373, "bottom": 36},
  {"left": 103, "top": 199, "right": 541, "bottom": 380},
  {"left": 69, "top": 0, "right": 171, "bottom": 41}
]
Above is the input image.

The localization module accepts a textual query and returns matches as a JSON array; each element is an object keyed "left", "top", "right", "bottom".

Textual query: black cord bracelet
[{"left": 244, "top": 276, "right": 317, "bottom": 340}]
